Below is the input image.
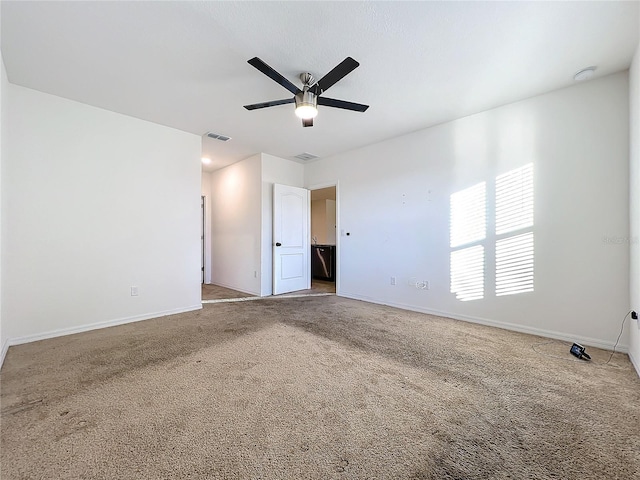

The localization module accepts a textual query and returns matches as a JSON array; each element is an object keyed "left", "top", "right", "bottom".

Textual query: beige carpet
[
  {"left": 1, "top": 296, "right": 638, "bottom": 479},
  {"left": 201, "top": 284, "right": 256, "bottom": 301},
  {"left": 202, "top": 280, "right": 335, "bottom": 301}
]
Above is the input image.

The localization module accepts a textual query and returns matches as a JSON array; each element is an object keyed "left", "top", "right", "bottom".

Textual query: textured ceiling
[{"left": 2, "top": 1, "right": 639, "bottom": 172}]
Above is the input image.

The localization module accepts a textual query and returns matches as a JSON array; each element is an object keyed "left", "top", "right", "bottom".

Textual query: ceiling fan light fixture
[
  {"left": 295, "top": 105, "right": 318, "bottom": 119},
  {"left": 294, "top": 90, "right": 318, "bottom": 119}
]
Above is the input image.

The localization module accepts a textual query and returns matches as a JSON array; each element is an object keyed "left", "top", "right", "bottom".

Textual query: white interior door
[{"left": 273, "top": 184, "right": 310, "bottom": 295}]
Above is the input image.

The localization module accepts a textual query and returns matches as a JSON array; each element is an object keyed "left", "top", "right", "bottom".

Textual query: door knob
[{"left": 275, "top": 242, "right": 282, "bottom": 246}]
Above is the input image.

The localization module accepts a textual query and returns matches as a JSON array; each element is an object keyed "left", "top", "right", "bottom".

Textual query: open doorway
[{"left": 310, "top": 186, "right": 337, "bottom": 294}]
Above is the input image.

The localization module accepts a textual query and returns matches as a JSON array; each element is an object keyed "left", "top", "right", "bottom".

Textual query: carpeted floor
[
  {"left": 202, "top": 280, "right": 335, "bottom": 301},
  {"left": 1, "top": 296, "right": 638, "bottom": 479},
  {"left": 201, "top": 284, "right": 256, "bottom": 301}
]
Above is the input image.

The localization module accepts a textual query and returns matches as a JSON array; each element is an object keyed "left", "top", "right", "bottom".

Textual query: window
[
  {"left": 496, "top": 164, "right": 533, "bottom": 235},
  {"left": 449, "top": 163, "right": 534, "bottom": 301},
  {"left": 450, "top": 182, "right": 486, "bottom": 248},
  {"left": 450, "top": 245, "right": 485, "bottom": 301},
  {"left": 496, "top": 232, "right": 534, "bottom": 296},
  {"left": 450, "top": 182, "right": 486, "bottom": 301},
  {"left": 495, "top": 164, "right": 534, "bottom": 296}
]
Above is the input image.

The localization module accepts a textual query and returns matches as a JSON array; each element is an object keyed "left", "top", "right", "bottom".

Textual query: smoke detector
[{"left": 574, "top": 66, "right": 597, "bottom": 82}]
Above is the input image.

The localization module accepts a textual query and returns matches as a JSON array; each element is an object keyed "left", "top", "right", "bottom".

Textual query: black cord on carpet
[{"left": 531, "top": 310, "right": 631, "bottom": 368}]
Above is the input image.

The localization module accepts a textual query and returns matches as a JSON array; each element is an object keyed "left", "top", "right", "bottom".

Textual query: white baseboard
[
  {"left": 629, "top": 350, "right": 640, "bottom": 378},
  {"left": 0, "top": 339, "right": 9, "bottom": 370},
  {"left": 339, "top": 292, "right": 629, "bottom": 353},
  {"left": 0, "top": 304, "right": 202, "bottom": 370}
]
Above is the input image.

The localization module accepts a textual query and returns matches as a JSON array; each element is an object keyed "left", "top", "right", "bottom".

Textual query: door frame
[
  {"left": 308, "top": 182, "right": 340, "bottom": 295},
  {"left": 201, "top": 194, "right": 212, "bottom": 285},
  {"left": 201, "top": 195, "right": 205, "bottom": 284}
]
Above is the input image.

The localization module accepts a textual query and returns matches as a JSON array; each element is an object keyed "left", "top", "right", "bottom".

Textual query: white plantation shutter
[
  {"left": 495, "top": 163, "right": 534, "bottom": 296},
  {"left": 450, "top": 182, "right": 486, "bottom": 301},
  {"left": 496, "top": 232, "right": 534, "bottom": 296},
  {"left": 450, "top": 182, "right": 486, "bottom": 248},
  {"left": 450, "top": 245, "right": 485, "bottom": 301},
  {"left": 496, "top": 163, "right": 533, "bottom": 235},
  {"left": 449, "top": 164, "right": 534, "bottom": 301}
]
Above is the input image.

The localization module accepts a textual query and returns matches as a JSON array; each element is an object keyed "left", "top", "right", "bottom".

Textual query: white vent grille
[
  {"left": 294, "top": 152, "right": 319, "bottom": 161},
  {"left": 206, "top": 132, "right": 231, "bottom": 142}
]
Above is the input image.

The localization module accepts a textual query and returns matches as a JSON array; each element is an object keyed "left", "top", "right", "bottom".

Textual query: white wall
[
  {"left": 210, "top": 154, "right": 262, "bottom": 295},
  {"left": 208, "top": 153, "right": 302, "bottom": 297},
  {"left": 629, "top": 41, "right": 640, "bottom": 374},
  {"left": 0, "top": 50, "right": 6, "bottom": 361},
  {"left": 311, "top": 199, "right": 337, "bottom": 245},
  {"left": 2, "top": 84, "right": 202, "bottom": 350},
  {"left": 261, "top": 153, "right": 304, "bottom": 296},
  {"left": 311, "top": 200, "right": 328, "bottom": 245},
  {"left": 201, "top": 171, "right": 212, "bottom": 284},
  {"left": 306, "top": 72, "right": 630, "bottom": 351}
]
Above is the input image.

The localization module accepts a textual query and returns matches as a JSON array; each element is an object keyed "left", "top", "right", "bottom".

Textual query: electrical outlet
[
  {"left": 390, "top": 276, "right": 396, "bottom": 286},
  {"left": 130, "top": 286, "right": 139, "bottom": 297}
]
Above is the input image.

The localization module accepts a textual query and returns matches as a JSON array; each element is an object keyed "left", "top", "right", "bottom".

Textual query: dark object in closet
[{"left": 312, "top": 245, "right": 335, "bottom": 282}]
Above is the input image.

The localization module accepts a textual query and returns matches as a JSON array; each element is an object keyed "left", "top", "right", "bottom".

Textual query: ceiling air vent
[
  {"left": 206, "top": 132, "right": 231, "bottom": 142},
  {"left": 294, "top": 152, "right": 319, "bottom": 161}
]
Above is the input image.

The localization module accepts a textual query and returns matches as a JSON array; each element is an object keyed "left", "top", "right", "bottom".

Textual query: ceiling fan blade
[
  {"left": 302, "top": 118, "right": 313, "bottom": 127},
  {"left": 244, "top": 98, "right": 295, "bottom": 110},
  {"left": 247, "top": 57, "right": 301, "bottom": 95},
  {"left": 313, "top": 57, "right": 359, "bottom": 94},
  {"left": 318, "top": 96, "right": 369, "bottom": 112}
]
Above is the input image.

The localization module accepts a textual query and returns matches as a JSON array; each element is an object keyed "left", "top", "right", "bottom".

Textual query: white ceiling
[{"left": 2, "top": 1, "right": 638, "bottom": 172}]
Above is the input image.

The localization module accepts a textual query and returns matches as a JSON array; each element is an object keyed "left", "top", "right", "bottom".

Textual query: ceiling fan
[{"left": 243, "top": 57, "right": 369, "bottom": 127}]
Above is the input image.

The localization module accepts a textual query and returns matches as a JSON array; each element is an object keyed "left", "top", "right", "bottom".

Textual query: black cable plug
[{"left": 632, "top": 311, "right": 638, "bottom": 320}]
